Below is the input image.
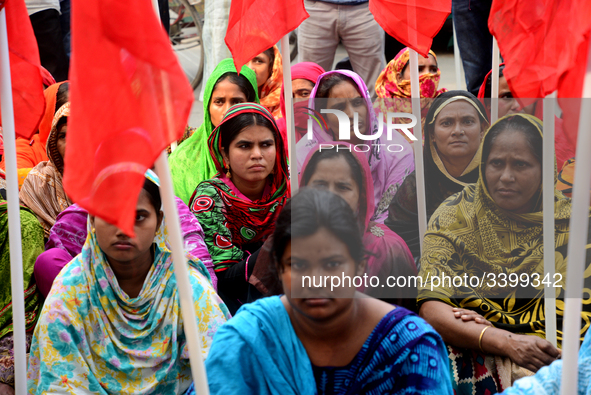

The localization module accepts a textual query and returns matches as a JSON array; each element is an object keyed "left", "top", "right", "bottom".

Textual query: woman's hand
[
  {"left": 505, "top": 334, "right": 561, "bottom": 372},
  {"left": 452, "top": 307, "right": 492, "bottom": 326},
  {"left": 0, "top": 383, "right": 14, "bottom": 395}
]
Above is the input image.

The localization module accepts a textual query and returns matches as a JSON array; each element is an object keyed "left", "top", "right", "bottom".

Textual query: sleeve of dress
[
  {"left": 391, "top": 316, "right": 454, "bottom": 395},
  {"left": 189, "top": 182, "right": 245, "bottom": 272},
  {"left": 175, "top": 196, "right": 217, "bottom": 290}
]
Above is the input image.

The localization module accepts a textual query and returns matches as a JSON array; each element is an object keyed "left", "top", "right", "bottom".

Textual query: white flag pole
[
  {"left": 280, "top": 34, "right": 297, "bottom": 194},
  {"left": 543, "top": 91, "right": 557, "bottom": 348},
  {"left": 491, "top": 37, "right": 500, "bottom": 123},
  {"left": 151, "top": 2, "right": 209, "bottom": 394},
  {"left": 0, "top": 8, "right": 28, "bottom": 393},
  {"left": 154, "top": 154, "right": 209, "bottom": 395},
  {"left": 560, "top": 40, "right": 591, "bottom": 395},
  {"left": 452, "top": 22, "right": 463, "bottom": 90},
  {"left": 409, "top": 48, "right": 427, "bottom": 247}
]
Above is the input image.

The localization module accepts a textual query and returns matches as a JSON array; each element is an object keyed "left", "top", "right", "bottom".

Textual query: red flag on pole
[
  {"left": 225, "top": 0, "right": 308, "bottom": 72},
  {"left": 490, "top": 0, "right": 591, "bottom": 145},
  {"left": 0, "top": 0, "right": 45, "bottom": 139},
  {"left": 369, "top": 0, "right": 451, "bottom": 58},
  {"left": 64, "top": 0, "right": 193, "bottom": 236}
]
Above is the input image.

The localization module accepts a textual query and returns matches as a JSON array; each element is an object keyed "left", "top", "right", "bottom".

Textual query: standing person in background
[
  {"left": 298, "top": 0, "right": 385, "bottom": 100},
  {"left": 452, "top": 0, "right": 493, "bottom": 96},
  {"left": 25, "top": 0, "right": 69, "bottom": 81}
]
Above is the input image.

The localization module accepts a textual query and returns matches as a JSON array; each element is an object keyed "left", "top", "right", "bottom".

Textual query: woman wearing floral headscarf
[
  {"left": 375, "top": 47, "right": 447, "bottom": 141},
  {"left": 247, "top": 46, "right": 283, "bottom": 118}
]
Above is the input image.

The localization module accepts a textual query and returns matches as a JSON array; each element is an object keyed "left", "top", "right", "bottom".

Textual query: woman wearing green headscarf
[{"left": 169, "top": 59, "right": 259, "bottom": 205}]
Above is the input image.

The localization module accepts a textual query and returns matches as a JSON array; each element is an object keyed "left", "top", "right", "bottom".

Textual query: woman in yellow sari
[{"left": 418, "top": 114, "right": 591, "bottom": 394}]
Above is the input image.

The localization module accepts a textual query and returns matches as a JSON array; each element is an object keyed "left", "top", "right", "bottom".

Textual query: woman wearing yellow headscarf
[{"left": 418, "top": 114, "right": 591, "bottom": 394}]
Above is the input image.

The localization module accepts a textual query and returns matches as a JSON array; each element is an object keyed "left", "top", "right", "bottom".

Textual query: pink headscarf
[{"left": 276, "top": 62, "right": 325, "bottom": 143}]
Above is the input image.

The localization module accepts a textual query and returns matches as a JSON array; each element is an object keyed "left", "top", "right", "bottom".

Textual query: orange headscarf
[{"left": 259, "top": 46, "right": 283, "bottom": 119}]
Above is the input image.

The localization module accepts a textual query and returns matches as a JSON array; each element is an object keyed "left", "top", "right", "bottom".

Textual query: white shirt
[{"left": 25, "top": 0, "right": 60, "bottom": 16}]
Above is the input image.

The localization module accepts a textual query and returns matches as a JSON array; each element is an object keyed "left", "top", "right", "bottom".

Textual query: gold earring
[
  {"left": 91, "top": 227, "right": 95, "bottom": 234},
  {"left": 226, "top": 167, "right": 232, "bottom": 179}
]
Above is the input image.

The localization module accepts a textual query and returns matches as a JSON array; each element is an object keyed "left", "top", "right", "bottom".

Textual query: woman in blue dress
[{"left": 194, "top": 188, "right": 453, "bottom": 395}]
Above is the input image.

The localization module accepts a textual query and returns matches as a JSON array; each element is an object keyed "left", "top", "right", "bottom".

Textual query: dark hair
[
  {"left": 272, "top": 188, "right": 365, "bottom": 270},
  {"left": 55, "top": 82, "right": 70, "bottom": 113},
  {"left": 142, "top": 178, "right": 162, "bottom": 213},
  {"left": 211, "top": 72, "right": 257, "bottom": 103},
  {"left": 483, "top": 65, "right": 506, "bottom": 99},
  {"left": 399, "top": 53, "right": 438, "bottom": 78},
  {"left": 301, "top": 148, "right": 365, "bottom": 229},
  {"left": 263, "top": 47, "right": 275, "bottom": 77},
  {"left": 315, "top": 73, "right": 359, "bottom": 99},
  {"left": 482, "top": 115, "right": 543, "bottom": 173},
  {"left": 219, "top": 112, "right": 278, "bottom": 165},
  {"left": 56, "top": 116, "right": 68, "bottom": 132}
]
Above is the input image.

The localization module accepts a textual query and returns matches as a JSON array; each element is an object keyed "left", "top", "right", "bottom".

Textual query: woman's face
[
  {"left": 485, "top": 130, "right": 542, "bottom": 214},
  {"left": 222, "top": 125, "right": 277, "bottom": 185},
  {"left": 432, "top": 101, "right": 485, "bottom": 163},
  {"left": 209, "top": 78, "right": 249, "bottom": 127},
  {"left": 398, "top": 54, "right": 438, "bottom": 81},
  {"left": 91, "top": 189, "right": 162, "bottom": 265},
  {"left": 56, "top": 123, "right": 67, "bottom": 159},
  {"left": 246, "top": 52, "right": 272, "bottom": 89},
  {"left": 306, "top": 156, "right": 360, "bottom": 214},
  {"left": 280, "top": 227, "right": 365, "bottom": 321},
  {"left": 292, "top": 78, "right": 314, "bottom": 102},
  {"left": 326, "top": 81, "right": 368, "bottom": 141}
]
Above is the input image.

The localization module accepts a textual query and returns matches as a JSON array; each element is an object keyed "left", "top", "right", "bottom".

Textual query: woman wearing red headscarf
[{"left": 276, "top": 62, "right": 325, "bottom": 143}]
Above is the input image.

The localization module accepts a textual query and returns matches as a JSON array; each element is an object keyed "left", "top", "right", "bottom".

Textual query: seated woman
[
  {"left": 27, "top": 171, "right": 229, "bottom": 394},
  {"left": 477, "top": 64, "right": 574, "bottom": 170},
  {"left": 246, "top": 46, "right": 283, "bottom": 118},
  {"left": 19, "top": 102, "right": 71, "bottom": 237},
  {"left": 276, "top": 62, "right": 325, "bottom": 143},
  {"left": 374, "top": 47, "right": 447, "bottom": 141},
  {"left": 0, "top": 200, "right": 44, "bottom": 394},
  {"left": 169, "top": 59, "right": 258, "bottom": 205},
  {"left": 200, "top": 188, "right": 453, "bottom": 395},
  {"left": 34, "top": 196, "right": 217, "bottom": 297},
  {"left": 386, "top": 91, "right": 489, "bottom": 258},
  {"left": 296, "top": 69, "right": 415, "bottom": 223},
  {"left": 189, "top": 103, "right": 289, "bottom": 315},
  {"left": 0, "top": 81, "right": 69, "bottom": 178},
  {"left": 418, "top": 114, "right": 591, "bottom": 394},
  {"left": 300, "top": 144, "right": 417, "bottom": 308}
]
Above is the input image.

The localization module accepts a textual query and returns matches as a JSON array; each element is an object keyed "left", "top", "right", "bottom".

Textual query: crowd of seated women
[{"left": 0, "top": 44, "right": 587, "bottom": 395}]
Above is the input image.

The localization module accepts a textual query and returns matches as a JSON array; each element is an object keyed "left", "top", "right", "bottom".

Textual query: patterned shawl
[
  {"left": 259, "top": 46, "right": 283, "bottom": 119},
  {"left": 27, "top": 171, "right": 229, "bottom": 394},
  {"left": 0, "top": 202, "right": 44, "bottom": 339},
  {"left": 19, "top": 103, "right": 72, "bottom": 237},
  {"left": 374, "top": 47, "right": 447, "bottom": 124},
  {"left": 168, "top": 59, "right": 259, "bottom": 205},
  {"left": 386, "top": 91, "right": 489, "bottom": 257},
  {"left": 418, "top": 114, "right": 591, "bottom": 345},
  {"left": 189, "top": 103, "right": 290, "bottom": 272}
]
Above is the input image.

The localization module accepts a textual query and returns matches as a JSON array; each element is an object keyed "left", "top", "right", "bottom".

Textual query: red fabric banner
[
  {"left": 369, "top": 0, "right": 451, "bottom": 58},
  {"left": 0, "top": 0, "right": 45, "bottom": 139},
  {"left": 64, "top": 0, "right": 193, "bottom": 235},
  {"left": 225, "top": 0, "right": 308, "bottom": 72}
]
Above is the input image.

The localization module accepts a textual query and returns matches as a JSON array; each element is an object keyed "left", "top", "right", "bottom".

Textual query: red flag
[
  {"left": 225, "top": 0, "right": 308, "bottom": 72},
  {"left": 489, "top": 0, "right": 591, "bottom": 102},
  {"left": 0, "top": 0, "right": 45, "bottom": 139},
  {"left": 64, "top": 0, "right": 193, "bottom": 235},
  {"left": 369, "top": 0, "right": 451, "bottom": 58}
]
